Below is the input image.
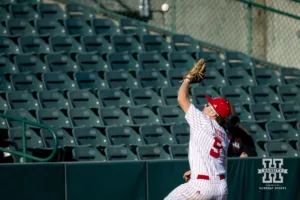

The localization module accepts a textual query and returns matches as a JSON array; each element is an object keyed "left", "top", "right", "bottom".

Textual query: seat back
[
  {"left": 68, "top": 90, "right": 99, "bottom": 109},
  {"left": 170, "top": 123, "right": 190, "bottom": 144},
  {"left": 140, "top": 124, "right": 174, "bottom": 145},
  {"left": 7, "top": 91, "right": 39, "bottom": 110},
  {"left": 106, "top": 126, "right": 143, "bottom": 146}
]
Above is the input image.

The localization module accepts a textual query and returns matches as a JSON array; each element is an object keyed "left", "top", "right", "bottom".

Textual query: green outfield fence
[
  {"left": 53, "top": 0, "right": 300, "bottom": 70},
  {"left": 0, "top": 158, "right": 300, "bottom": 200}
]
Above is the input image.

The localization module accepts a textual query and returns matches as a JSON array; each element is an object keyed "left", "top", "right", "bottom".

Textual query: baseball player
[{"left": 164, "top": 59, "right": 231, "bottom": 200}]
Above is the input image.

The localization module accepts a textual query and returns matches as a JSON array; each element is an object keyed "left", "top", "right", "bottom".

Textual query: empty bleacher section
[{"left": 0, "top": 0, "right": 298, "bottom": 164}]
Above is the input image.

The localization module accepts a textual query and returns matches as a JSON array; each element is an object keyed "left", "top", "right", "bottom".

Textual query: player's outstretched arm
[{"left": 177, "top": 79, "right": 191, "bottom": 113}]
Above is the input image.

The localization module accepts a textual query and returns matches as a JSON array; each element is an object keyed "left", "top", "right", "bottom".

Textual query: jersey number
[{"left": 210, "top": 137, "right": 223, "bottom": 158}]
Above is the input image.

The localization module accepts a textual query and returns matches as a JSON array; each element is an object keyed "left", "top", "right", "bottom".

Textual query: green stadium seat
[
  {"left": 7, "top": 19, "right": 36, "bottom": 36},
  {"left": 98, "top": 89, "right": 131, "bottom": 108},
  {"left": 7, "top": 91, "right": 39, "bottom": 110},
  {"left": 253, "top": 68, "right": 282, "bottom": 86},
  {"left": 6, "top": 109, "right": 37, "bottom": 128},
  {"left": 250, "top": 103, "right": 284, "bottom": 123},
  {"left": 254, "top": 142, "right": 268, "bottom": 157},
  {"left": 38, "top": 91, "right": 70, "bottom": 109},
  {"left": 138, "top": 52, "right": 170, "bottom": 70},
  {"left": 169, "top": 144, "right": 188, "bottom": 159},
  {"left": 265, "top": 121, "right": 300, "bottom": 142},
  {"left": 196, "top": 52, "right": 226, "bottom": 70},
  {"left": 225, "top": 68, "right": 255, "bottom": 87},
  {"left": 66, "top": 4, "right": 94, "bottom": 20},
  {"left": 0, "top": 37, "right": 20, "bottom": 55},
  {"left": 74, "top": 71, "right": 107, "bottom": 90},
  {"left": 68, "top": 90, "right": 99, "bottom": 109},
  {"left": 170, "top": 123, "right": 190, "bottom": 144},
  {"left": 138, "top": 70, "right": 169, "bottom": 88},
  {"left": 142, "top": 35, "right": 173, "bottom": 53},
  {"left": 40, "top": 128, "right": 76, "bottom": 148},
  {"left": 220, "top": 86, "right": 252, "bottom": 105},
  {"left": 8, "top": 128, "right": 44, "bottom": 150},
  {"left": 140, "top": 124, "right": 174, "bottom": 146},
  {"left": 119, "top": 19, "right": 148, "bottom": 35},
  {"left": 171, "top": 34, "right": 201, "bottom": 52},
  {"left": 72, "top": 146, "right": 107, "bottom": 161},
  {"left": 69, "top": 108, "right": 102, "bottom": 127},
  {"left": 0, "top": 75, "right": 12, "bottom": 91},
  {"left": 9, "top": 4, "right": 39, "bottom": 20},
  {"left": 11, "top": 73, "right": 44, "bottom": 91},
  {"left": 72, "top": 127, "right": 108, "bottom": 147},
  {"left": 161, "top": 87, "right": 180, "bottom": 106},
  {"left": 42, "top": 72, "right": 76, "bottom": 91},
  {"left": 0, "top": 56, "right": 17, "bottom": 74},
  {"left": 264, "top": 141, "right": 298, "bottom": 157},
  {"left": 37, "top": 108, "right": 71, "bottom": 128},
  {"left": 35, "top": 19, "right": 66, "bottom": 36},
  {"left": 232, "top": 104, "right": 254, "bottom": 122},
  {"left": 45, "top": 53, "right": 78, "bottom": 72},
  {"left": 201, "top": 68, "right": 227, "bottom": 87},
  {"left": 112, "top": 35, "right": 143, "bottom": 53},
  {"left": 99, "top": 107, "right": 131, "bottom": 126},
  {"left": 241, "top": 122, "right": 270, "bottom": 142},
  {"left": 37, "top": 4, "right": 67, "bottom": 20},
  {"left": 168, "top": 52, "right": 196, "bottom": 69},
  {"left": 105, "top": 146, "right": 138, "bottom": 161},
  {"left": 76, "top": 53, "right": 110, "bottom": 72},
  {"left": 91, "top": 19, "right": 121, "bottom": 36},
  {"left": 0, "top": 6, "right": 11, "bottom": 22},
  {"left": 81, "top": 36, "right": 113, "bottom": 54},
  {"left": 105, "top": 71, "right": 139, "bottom": 89},
  {"left": 276, "top": 85, "right": 300, "bottom": 103},
  {"left": 128, "top": 107, "right": 160, "bottom": 125},
  {"left": 158, "top": 105, "right": 186, "bottom": 125},
  {"left": 0, "top": 116, "right": 7, "bottom": 129},
  {"left": 0, "top": 23, "right": 8, "bottom": 36},
  {"left": 279, "top": 102, "right": 300, "bottom": 122},
  {"left": 129, "top": 88, "right": 163, "bottom": 107},
  {"left": 49, "top": 36, "right": 83, "bottom": 53},
  {"left": 107, "top": 52, "right": 139, "bottom": 71},
  {"left": 0, "top": 93, "right": 8, "bottom": 111},
  {"left": 38, "top": 127, "right": 74, "bottom": 162},
  {"left": 106, "top": 125, "right": 143, "bottom": 146},
  {"left": 249, "top": 86, "right": 280, "bottom": 104},
  {"left": 224, "top": 51, "right": 254, "bottom": 69},
  {"left": 16, "top": 0, "right": 43, "bottom": 4},
  {"left": 0, "top": 0, "right": 16, "bottom": 4},
  {"left": 168, "top": 68, "right": 189, "bottom": 87},
  {"left": 280, "top": 67, "right": 300, "bottom": 85},
  {"left": 137, "top": 145, "right": 171, "bottom": 160},
  {"left": 296, "top": 141, "right": 300, "bottom": 154},
  {"left": 191, "top": 86, "right": 220, "bottom": 106},
  {"left": 64, "top": 19, "right": 94, "bottom": 36},
  {"left": 18, "top": 36, "right": 51, "bottom": 54},
  {"left": 14, "top": 54, "right": 49, "bottom": 73}
]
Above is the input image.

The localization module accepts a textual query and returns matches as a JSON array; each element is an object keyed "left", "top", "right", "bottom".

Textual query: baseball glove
[{"left": 183, "top": 58, "right": 207, "bottom": 83}]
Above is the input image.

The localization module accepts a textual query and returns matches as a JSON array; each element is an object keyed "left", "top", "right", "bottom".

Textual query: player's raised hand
[{"left": 183, "top": 170, "right": 191, "bottom": 182}]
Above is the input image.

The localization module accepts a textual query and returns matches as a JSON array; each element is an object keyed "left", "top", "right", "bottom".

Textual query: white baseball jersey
[{"left": 165, "top": 104, "right": 229, "bottom": 200}]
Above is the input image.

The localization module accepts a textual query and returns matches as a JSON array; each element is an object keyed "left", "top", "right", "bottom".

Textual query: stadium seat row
[
  {"left": 6, "top": 124, "right": 300, "bottom": 163},
  {"left": 1, "top": 102, "right": 300, "bottom": 128}
]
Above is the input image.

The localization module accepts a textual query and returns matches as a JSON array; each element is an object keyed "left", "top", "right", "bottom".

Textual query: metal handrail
[{"left": 0, "top": 113, "right": 58, "bottom": 163}]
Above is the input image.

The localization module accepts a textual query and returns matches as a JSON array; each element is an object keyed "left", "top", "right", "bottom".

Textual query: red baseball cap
[{"left": 205, "top": 94, "right": 231, "bottom": 118}]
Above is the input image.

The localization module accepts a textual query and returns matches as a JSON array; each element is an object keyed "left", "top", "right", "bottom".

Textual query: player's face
[{"left": 203, "top": 104, "right": 218, "bottom": 118}]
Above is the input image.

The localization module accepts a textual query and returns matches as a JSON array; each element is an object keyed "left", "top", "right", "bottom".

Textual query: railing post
[{"left": 22, "top": 121, "right": 27, "bottom": 163}]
